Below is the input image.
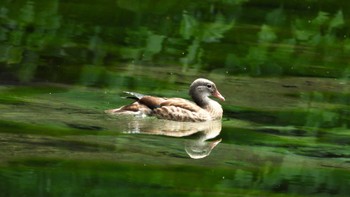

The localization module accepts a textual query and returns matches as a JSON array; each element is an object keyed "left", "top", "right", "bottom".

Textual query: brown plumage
[{"left": 105, "top": 78, "right": 225, "bottom": 122}]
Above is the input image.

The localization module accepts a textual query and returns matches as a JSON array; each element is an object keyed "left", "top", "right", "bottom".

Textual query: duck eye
[{"left": 206, "top": 84, "right": 212, "bottom": 88}]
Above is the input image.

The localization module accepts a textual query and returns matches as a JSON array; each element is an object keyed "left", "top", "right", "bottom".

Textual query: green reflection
[
  {"left": 0, "top": 154, "right": 349, "bottom": 197},
  {"left": 1, "top": 0, "right": 350, "bottom": 83}
]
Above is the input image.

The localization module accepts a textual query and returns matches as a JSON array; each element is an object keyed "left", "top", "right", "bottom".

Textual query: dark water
[{"left": 1, "top": 0, "right": 350, "bottom": 196}]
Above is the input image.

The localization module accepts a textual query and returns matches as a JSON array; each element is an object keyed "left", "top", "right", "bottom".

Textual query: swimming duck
[{"left": 105, "top": 78, "right": 225, "bottom": 122}]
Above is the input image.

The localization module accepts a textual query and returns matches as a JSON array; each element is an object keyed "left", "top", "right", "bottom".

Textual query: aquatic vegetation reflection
[{"left": 1, "top": 0, "right": 350, "bottom": 84}]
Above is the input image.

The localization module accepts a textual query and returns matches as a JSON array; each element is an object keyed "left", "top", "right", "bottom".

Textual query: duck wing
[
  {"left": 107, "top": 93, "right": 209, "bottom": 121},
  {"left": 138, "top": 96, "right": 166, "bottom": 109},
  {"left": 160, "top": 98, "right": 202, "bottom": 112},
  {"left": 153, "top": 98, "right": 209, "bottom": 122}
]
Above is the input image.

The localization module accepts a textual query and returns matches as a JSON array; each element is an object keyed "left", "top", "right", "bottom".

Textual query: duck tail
[{"left": 123, "top": 91, "right": 146, "bottom": 100}]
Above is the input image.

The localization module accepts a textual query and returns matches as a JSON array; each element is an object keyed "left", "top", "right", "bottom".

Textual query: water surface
[{"left": 1, "top": 0, "right": 350, "bottom": 196}]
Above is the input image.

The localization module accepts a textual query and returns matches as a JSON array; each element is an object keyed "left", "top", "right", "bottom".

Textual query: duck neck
[
  {"left": 192, "top": 94, "right": 223, "bottom": 119},
  {"left": 206, "top": 99, "right": 223, "bottom": 119},
  {"left": 191, "top": 93, "right": 211, "bottom": 108}
]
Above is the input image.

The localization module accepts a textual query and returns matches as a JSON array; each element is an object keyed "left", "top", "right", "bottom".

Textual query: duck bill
[{"left": 213, "top": 90, "right": 225, "bottom": 101}]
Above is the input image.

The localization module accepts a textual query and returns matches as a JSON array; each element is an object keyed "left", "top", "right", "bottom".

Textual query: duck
[{"left": 105, "top": 78, "right": 225, "bottom": 122}]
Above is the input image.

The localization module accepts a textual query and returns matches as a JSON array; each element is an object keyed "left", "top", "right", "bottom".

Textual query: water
[{"left": 1, "top": 0, "right": 350, "bottom": 196}]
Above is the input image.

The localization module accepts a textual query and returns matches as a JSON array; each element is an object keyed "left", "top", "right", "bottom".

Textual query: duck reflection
[{"left": 123, "top": 118, "right": 222, "bottom": 159}]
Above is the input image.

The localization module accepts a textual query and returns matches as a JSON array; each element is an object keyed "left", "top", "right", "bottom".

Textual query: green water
[{"left": 1, "top": 0, "right": 350, "bottom": 196}]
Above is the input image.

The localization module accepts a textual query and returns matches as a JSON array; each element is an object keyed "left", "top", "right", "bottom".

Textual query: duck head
[{"left": 189, "top": 78, "right": 225, "bottom": 106}]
